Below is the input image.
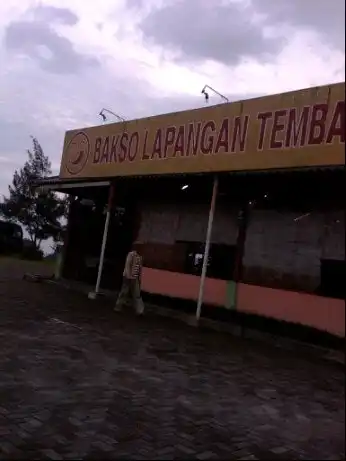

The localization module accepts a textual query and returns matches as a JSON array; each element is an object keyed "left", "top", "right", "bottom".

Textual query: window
[{"left": 178, "top": 241, "right": 236, "bottom": 280}]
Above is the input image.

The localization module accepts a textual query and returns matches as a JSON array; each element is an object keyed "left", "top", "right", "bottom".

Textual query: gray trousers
[{"left": 115, "top": 277, "right": 144, "bottom": 314}]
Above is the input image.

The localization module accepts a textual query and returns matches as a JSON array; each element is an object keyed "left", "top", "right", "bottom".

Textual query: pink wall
[
  {"left": 142, "top": 268, "right": 345, "bottom": 338},
  {"left": 142, "top": 267, "right": 226, "bottom": 307},
  {"left": 237, "top": 283, "right": 345, "bottom": 337}
]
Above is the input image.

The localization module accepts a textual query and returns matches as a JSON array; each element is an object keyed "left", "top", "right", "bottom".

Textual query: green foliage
[{"left": 0, "top": 137, "right": 67, "bottom": 250}]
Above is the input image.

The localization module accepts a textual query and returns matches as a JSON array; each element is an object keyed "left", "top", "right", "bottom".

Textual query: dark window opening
[{"left": 319, "top": 259, "right": 345, "bottom": 299}]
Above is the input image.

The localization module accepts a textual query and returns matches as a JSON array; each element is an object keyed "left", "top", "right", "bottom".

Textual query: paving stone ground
[{"left": 0, "top": 258, "right": 345, "bottom": 460}]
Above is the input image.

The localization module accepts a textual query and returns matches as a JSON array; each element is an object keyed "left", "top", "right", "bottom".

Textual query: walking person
[{"left": 114, "top": 242, "right": 145, "bottom": 315}]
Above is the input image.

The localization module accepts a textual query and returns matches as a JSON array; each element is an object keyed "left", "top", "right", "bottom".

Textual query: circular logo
[{"left": 65, "top": 131, "right": 90, "bottom": 175}]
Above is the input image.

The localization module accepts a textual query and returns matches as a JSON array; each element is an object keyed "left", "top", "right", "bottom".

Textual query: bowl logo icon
[{"left": 65, "top": 131, "right": 90, "bottom": 175}]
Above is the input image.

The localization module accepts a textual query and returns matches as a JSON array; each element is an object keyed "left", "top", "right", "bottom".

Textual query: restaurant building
[{"left": 39, "top": 82, "right": 345, "bottom": 338}]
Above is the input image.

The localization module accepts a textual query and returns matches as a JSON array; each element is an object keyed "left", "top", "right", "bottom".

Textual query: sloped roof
[{"left": 34, "top": 164, "right": 344, "bottom": 188}]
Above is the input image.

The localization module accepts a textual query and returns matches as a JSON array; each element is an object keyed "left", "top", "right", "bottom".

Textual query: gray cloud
[
  {"left": 125, "top": 0, "right": 145, "bottom": 10},
  {"left": 139, "top": 0, "right": 283, "bottom": 65},
  {"left": 32, "top": 5, "right": 79, "bottom": 26},
  {"left": 4, "top": 7, "right": 98, "bottom": 75},
  {"left": 252, "top": 0, "right": 345, "bottom": 52}
]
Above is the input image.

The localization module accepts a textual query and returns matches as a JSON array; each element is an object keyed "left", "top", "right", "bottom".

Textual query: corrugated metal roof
[{"left": 34, "top": 165, "right": 344, "bottom": 189}]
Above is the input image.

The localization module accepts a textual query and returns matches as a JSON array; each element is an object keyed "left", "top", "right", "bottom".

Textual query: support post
[
  {"left": 233, "top": 203, "right": 249, "bottom": 283},
  {"left": 88, "top": 184, "right": 114, "bottom": 299},
  {"left": 234, "top": 202, "right": 250, "bottom": 337},
  {"left": 195, "top": 175, "right": 218, "bottom": 321}
]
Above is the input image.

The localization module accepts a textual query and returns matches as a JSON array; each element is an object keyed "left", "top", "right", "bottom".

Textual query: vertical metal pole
[
  {"left": 94, "top": 184, "right": 114, "bottom": 295},
  {"left": 233, "top": 203, "right": 249, "bottom": 282},
  {"left": 56, "top": 196, "right": 74, "bottom": 280},
  {"left": 196, "top": 175, "right": 218, "bottom": 321}
]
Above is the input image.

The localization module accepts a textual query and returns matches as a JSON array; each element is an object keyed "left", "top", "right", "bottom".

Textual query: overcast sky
[{"left": 0, "top": 0, "right": 345, "bottom": 196}]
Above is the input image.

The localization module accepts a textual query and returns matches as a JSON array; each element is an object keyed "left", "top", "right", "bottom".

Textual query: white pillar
[
  {"left": 196, "top": 175, "right": 218, "bottom": 321},
  {"left": 88, "top": 184, "right": 114, "bottom": 299},
  {"left": 94, "top": 210, "right": 111, "bottom": 295}
]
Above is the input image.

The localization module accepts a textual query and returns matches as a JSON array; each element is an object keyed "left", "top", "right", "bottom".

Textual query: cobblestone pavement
[{"left": 0, "top": 259, "right": 345, "bottom": 460}]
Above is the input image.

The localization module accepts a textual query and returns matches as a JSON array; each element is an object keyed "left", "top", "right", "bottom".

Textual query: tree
[{"left": 0, "top": 137, "right": 67, "bottom": 250}]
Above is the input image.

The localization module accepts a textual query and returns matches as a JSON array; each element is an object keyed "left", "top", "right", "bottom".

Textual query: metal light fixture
[
  {"left": 294, "top": 212, "right": 311, "bottom": 222},
  {"left": 181, "top": 184, "right": 189, "bottom": 190},
  {"left": 99, "top": 108, "right": 126, "bottom": 123},
  {"left": 201, "top": 85, "right": 229, "bottom": 104},
  {"left": 201, "top": 87, "right": 209, "bottom": 102}
]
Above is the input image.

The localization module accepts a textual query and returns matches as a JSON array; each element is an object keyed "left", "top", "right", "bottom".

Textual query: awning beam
[{"left": 37, "top": 180, "right": 111, "bottom": 193}]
